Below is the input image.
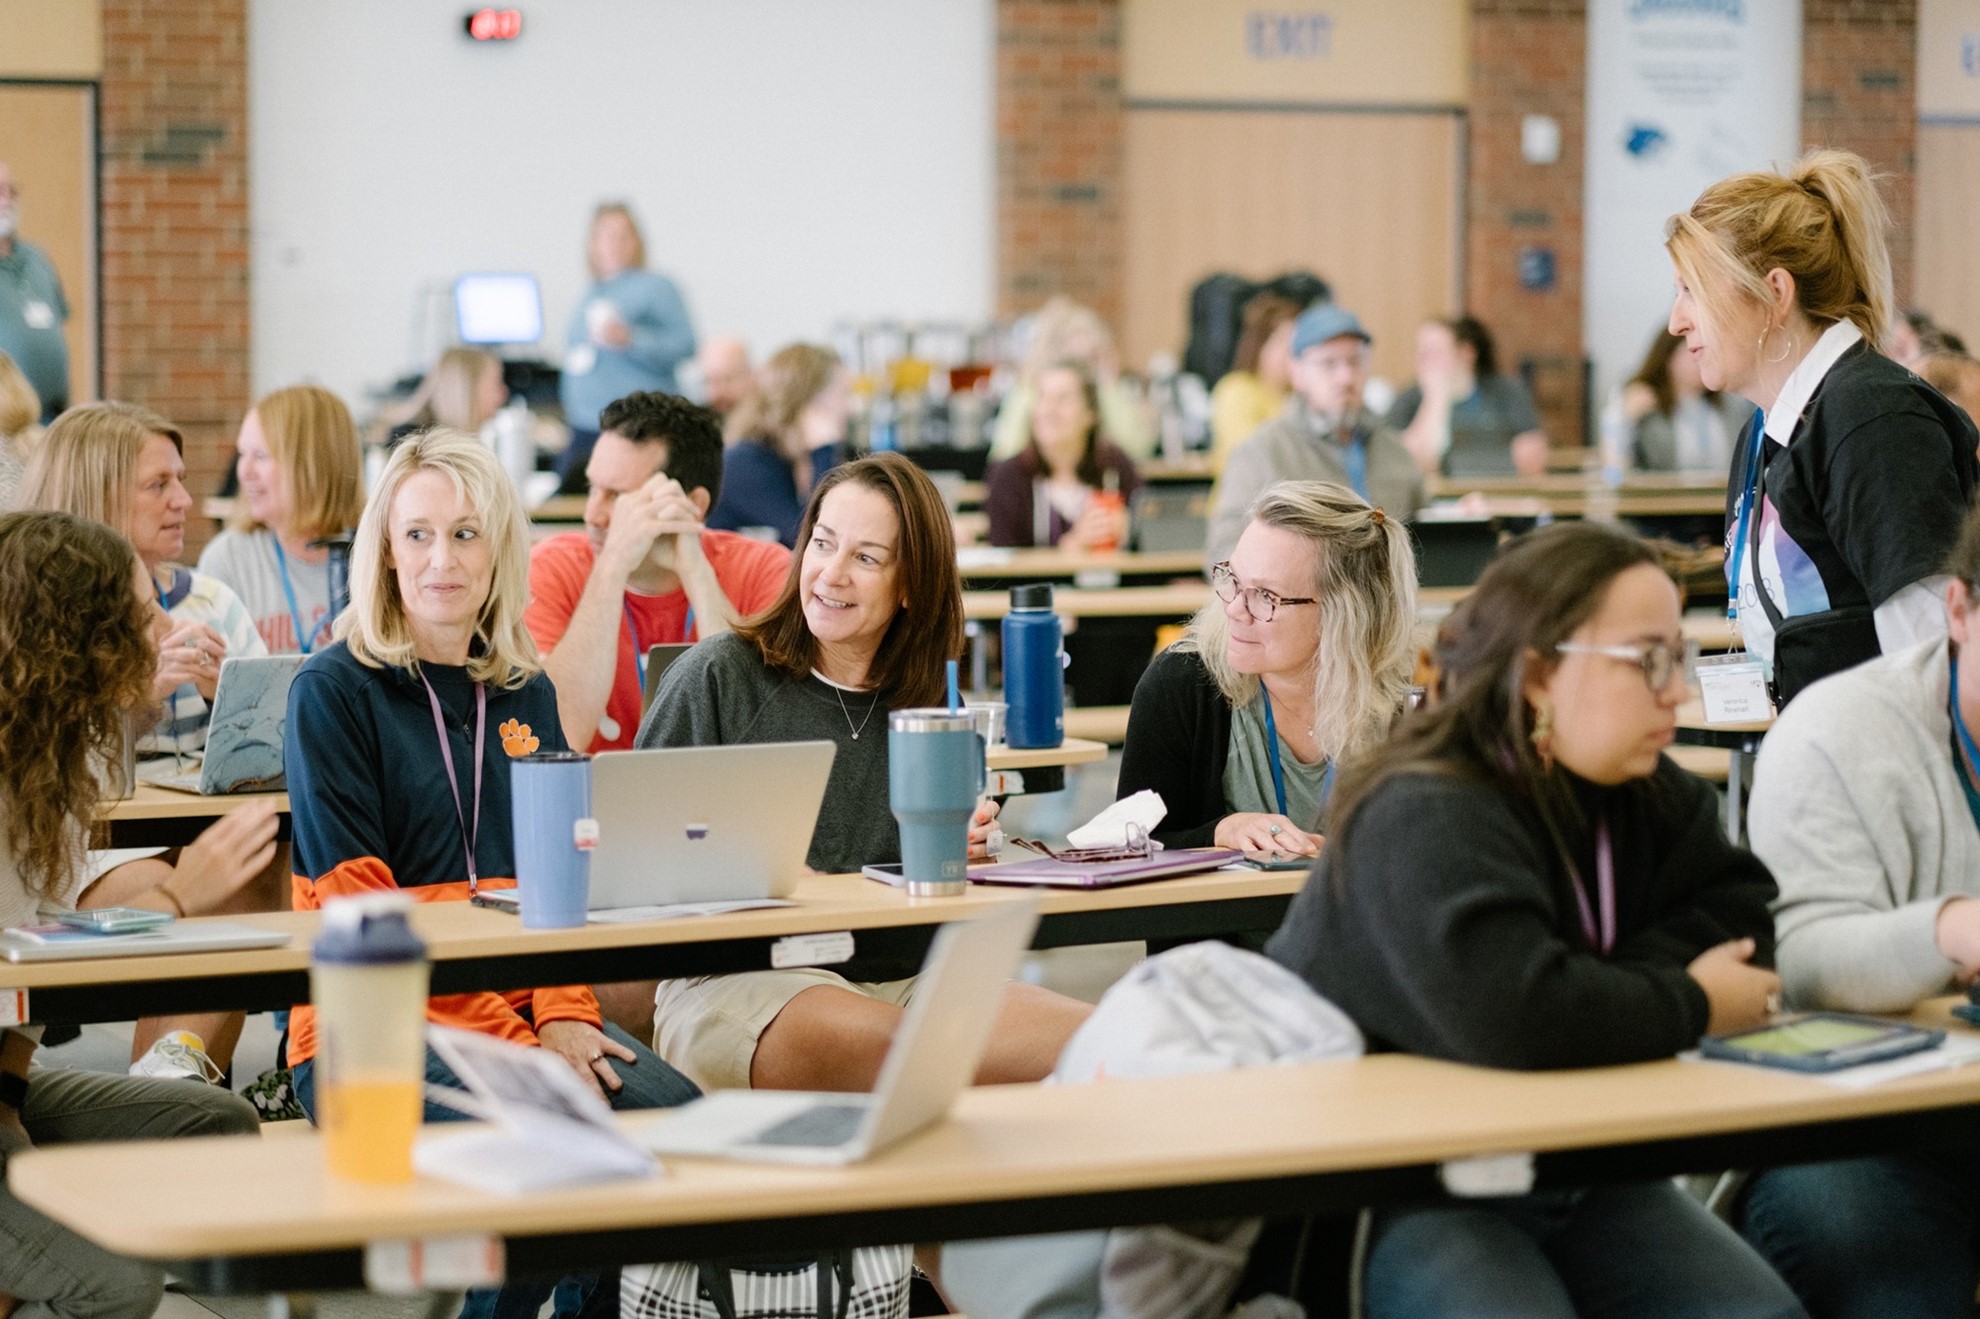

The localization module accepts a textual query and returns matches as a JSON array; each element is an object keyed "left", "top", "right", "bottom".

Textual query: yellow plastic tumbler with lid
[{"left": 311, "top": 893, "right": 429, "bottom": 1183}]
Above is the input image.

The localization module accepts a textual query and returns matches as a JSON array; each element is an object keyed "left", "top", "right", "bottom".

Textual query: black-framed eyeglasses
[
  {"left": 1210, "top": 562, "right": 1317, "bottom": 624},
  {"left": 1554, "top": 640, "right": 1683, "bottom": 691}
]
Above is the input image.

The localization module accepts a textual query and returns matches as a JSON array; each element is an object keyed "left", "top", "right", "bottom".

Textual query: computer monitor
[{"left": 454, "top": 273, "right": 543, "bottom": 346}]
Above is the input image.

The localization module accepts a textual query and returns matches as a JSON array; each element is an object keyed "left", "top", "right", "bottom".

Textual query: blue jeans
[
  {"left": 295, "top": 1022, "right": 699, "bottom": 1319},
  {"left": 1740, "top": 1153, "right": 1980, "bottom": 1319},
  {"left": 1364, "top": 1182, "right": 1807, "bottom": 1319}
]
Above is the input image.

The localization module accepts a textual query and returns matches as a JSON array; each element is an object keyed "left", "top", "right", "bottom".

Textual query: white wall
[
  {"left": 250, "top": 0, "right": 995, "bottom": 407},
  {"left": 1583, "top": 0, "right": 1801, "bottom": 409}
]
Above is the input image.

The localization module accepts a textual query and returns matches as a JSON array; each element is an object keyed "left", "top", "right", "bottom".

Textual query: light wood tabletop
[
  {"left": 97, "top": 784, "right": 289, "bottom": 824},
  {"left": 1427, "top": 492, "right": 1728, "bottom": 521},
  {"left": 1676, "top": 697, "right": 1775, "bottom": 739},
  {"left": 529, "top": 494, "right": 588, "bottom": 522},
  {"left": 964, "top": 583, "right": 1209, "bottom": 622},
  {"left": 1426, "top": 472, "right": 1728, "bottom": 498},
  {"left": 984, "top": 737, "right": 1108, "bottom": 771},
  {"left": 19, "top": 1023, "right": 1980, "bottom": 1275},
  {"left": 955, "top": 546, "right": 1204, "bottom": 581},
  {"left": 1062, "top": 705, "right": 1131, "bottom": 745},
  {"left": 3, "top": 869, "right": 1301, "bottom": 1023},
  {"left": 97, "top": 746, "right": 1097, "bottom": 833}
]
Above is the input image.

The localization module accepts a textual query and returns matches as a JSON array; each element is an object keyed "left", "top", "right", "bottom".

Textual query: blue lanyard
[
  {"left": 1260, "top": 693, "right": 1334, "bottom": 822},
  {"left": 1724, "top": 408, "right": 1766, "bottom": 625},
  {"left": 623, "top": 599, "right": 696, "bottom": 691},
  {"left": 1949, "top": 657, "right": 1980, "bottom": 836},
  {"left": 270, "top": 537, "right": 329, "bottom": 655},
  {"left": 154, "top": 577, "right": 179, "bottom": 745}
]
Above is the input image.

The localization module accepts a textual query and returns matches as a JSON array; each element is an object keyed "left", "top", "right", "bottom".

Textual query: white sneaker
[{"left": 130, "top": 1030, "right": 225, "bottom": 1084}]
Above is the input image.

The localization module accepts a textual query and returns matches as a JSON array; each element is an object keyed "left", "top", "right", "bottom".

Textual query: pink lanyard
[
  {"left": 1566, "top": 815, "right": 1617, "bottom": 955},
  {"left": 422, "top": 675, "right": 487, "bottom": 895}
]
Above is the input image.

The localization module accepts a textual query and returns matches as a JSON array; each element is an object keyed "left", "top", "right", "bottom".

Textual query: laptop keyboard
[{"left": 751, "top": 1102, "right": 868, "bottom": 1148}]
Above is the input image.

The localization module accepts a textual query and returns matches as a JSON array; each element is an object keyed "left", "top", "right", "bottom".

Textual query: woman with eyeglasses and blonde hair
[
  {"left": 20, "top": 402, "right": 266, "bottom": 756},
  {"left": 1668, "top": 149, "right": 1978, "bottom": 707},
  {"left": 1116, "top": 480, "right": 1416, "bottom": 856},
  {"left": 1266, "top": 521, "right": 1797, "bottom": 1319},
  {"left": 199, "top": 384, "right": 364, "bottom": 655}
]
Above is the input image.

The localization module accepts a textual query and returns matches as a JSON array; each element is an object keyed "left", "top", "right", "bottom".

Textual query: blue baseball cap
[{"left": 1290, "top": 304, "right": 1371, "bottom": 358}]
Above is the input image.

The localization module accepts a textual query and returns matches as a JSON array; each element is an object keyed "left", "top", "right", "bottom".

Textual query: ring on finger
[{"left": 589, "top": 1051, "right": 603, "bottom": 1063}]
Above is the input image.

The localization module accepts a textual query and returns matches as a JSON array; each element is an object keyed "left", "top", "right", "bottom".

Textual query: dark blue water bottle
[{"left": 1002, "top": 584, "right": 1064, "bottom": 749}]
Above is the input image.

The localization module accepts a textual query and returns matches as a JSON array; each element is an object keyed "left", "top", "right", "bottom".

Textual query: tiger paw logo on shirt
[{"left": 500, "top": 719, "right": 539, "bottom": 757}]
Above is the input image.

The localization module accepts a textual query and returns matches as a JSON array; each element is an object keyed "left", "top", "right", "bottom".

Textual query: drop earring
[{"left": 1530, "top": 700, "right": 1555, "bottom": 771}]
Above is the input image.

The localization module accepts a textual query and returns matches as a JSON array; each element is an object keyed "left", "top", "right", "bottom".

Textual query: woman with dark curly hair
[
  {"left": 0, "top": 509, "right": 260, "bottom": 1319},
  {"left": 0, "top": 507, "right": 278, "bottom": 1081}
]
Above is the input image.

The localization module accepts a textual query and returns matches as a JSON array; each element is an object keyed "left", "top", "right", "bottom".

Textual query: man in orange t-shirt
[{"left": 526, "top": 391, "right": 791, "bottom": 752}]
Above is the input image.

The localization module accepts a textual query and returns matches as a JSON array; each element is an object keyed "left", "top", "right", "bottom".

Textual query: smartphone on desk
[{"left": 56, "top": 908, "right": 174, "bottom": 935}]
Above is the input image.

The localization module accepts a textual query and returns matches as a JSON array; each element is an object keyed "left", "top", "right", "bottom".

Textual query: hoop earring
[
  {"left": 1530, "top": 699, "right": 1555, "bottom": 772},
  {"left": 1758, "top": 323, "right": 1794, "bottom": 365}
]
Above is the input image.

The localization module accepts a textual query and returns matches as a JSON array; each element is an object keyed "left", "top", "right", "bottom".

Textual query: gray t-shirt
[
  {"left": 634, "top": 631, "right": 897, "bottom": 873},
  {"left": 198, "top": 528, "right": 336, "bottom": 656},
  {"left": 1222, "top": 693, "right": 1333, "bottom": 833}
]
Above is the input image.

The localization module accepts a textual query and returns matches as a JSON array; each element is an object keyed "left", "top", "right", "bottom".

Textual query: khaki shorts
[{"left": 652, "top": 971, "right": 918, "bottom": 1092}]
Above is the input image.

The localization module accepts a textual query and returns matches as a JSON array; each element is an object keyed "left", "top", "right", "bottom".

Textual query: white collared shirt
[
  {"left": 1737, "top": 318, "right": 1949, "bottom": 667},
  {"left": 1763, "top": 319, "right": 1861, "bottom": 446}
]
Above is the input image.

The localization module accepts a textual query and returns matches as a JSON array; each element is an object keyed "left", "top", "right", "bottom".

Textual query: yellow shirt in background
[{"left": 1209, "top": 372, "right": 1287, "bottom": 473}]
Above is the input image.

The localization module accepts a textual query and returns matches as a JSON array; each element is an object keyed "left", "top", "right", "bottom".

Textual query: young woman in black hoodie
[{"left": 1266, "top": 522, "right": 1803, "bottom": 1319}]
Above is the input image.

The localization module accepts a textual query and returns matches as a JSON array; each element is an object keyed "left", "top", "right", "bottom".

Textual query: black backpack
[{"left": 1181, "top": 272, "right": 1258, "bottom": 386}]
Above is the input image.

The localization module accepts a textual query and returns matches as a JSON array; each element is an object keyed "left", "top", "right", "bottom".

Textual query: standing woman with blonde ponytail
[{"left": 1667, "top": 150, "right": 1978, "bottom": 706}]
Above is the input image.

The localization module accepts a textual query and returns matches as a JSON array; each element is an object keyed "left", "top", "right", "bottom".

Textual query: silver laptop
[
  {"left": 586, "top": 741, "right": 836, "bottom": 910},
  {"left": 138, "top": 654, "right": 307, "bottom": 794},
  {"left": 634, "top": 900, "right": 1040, "bottom": 1165}
]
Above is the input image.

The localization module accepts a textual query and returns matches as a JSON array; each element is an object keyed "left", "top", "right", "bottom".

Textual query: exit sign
[{"left": 464, "top": 9, "right": 522, "bottom": 41}]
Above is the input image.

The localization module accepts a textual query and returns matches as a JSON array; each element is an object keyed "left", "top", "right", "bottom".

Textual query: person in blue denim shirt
[{"left": 558, "top": 203, "right": 696, "bottom": 488}]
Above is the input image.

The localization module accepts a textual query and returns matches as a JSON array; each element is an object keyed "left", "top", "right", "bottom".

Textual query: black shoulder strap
[{"left": 1747, "top": 441, "right": 1789, "bottom": 637}]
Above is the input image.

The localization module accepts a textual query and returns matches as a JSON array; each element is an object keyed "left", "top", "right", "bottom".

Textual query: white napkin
[{"left": 1067, "top": 789, "right": 1168, "bottom": 850}]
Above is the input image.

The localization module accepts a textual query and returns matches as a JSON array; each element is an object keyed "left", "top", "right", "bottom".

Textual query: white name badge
[
  {"left": 563, "top": 344, "right": 597, "bottom": 377},
  {"left": 1696, "top": 655, "right": 1772, "bottom": 725},
  {"left": 22, "top": 301, "right": 53, "bottom": 329}
]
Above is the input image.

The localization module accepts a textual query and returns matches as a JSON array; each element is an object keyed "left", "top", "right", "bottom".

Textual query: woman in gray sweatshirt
[{"left": 635, "top": 453, "right": 1091, "bottom": 1097}]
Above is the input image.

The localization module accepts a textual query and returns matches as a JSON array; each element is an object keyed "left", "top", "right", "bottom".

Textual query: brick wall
[
  {"left": 1466, "top": 0, "right": 1588, "bottom": 447},
  {"left": 99, "top": 0, "right": 250, "bottom": 553},
  {"left": 995, "top": 0, "right": 1124, "bottom": 330},
  {"left": 1803, "top": 0, "right": 1917, "bottom": 308}
]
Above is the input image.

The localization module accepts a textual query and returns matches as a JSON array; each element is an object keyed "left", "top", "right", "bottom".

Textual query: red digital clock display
[{"left": 464, "top": 8, "right": 523, "bottom": 41}]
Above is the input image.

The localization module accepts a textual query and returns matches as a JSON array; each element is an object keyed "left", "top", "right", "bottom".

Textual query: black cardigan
[
  {"left": 1265, "top": 758, "right": 1778, "bottom": 1070},
  {"left": 1116, "top": 648, "right": 1237, "bottom": 850}
]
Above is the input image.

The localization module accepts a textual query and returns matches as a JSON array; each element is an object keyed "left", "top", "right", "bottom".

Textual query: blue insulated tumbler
[
  {"left": 510, "top": 752, "right": 592, "bottom": 928},
  {"left": 889, "top": 709, "right": 985, "bottom": 896}
]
